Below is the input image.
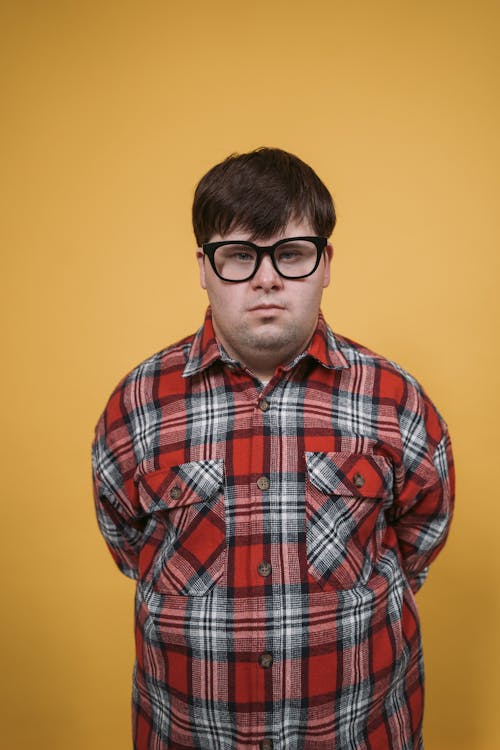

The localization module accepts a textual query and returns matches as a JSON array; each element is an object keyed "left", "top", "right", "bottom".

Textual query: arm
[
  {"left": 388, "top": 381, "right": 455, "bottom": 593},
  {"left": 91, "top": 377, "right": 147, "bottom": 579}
]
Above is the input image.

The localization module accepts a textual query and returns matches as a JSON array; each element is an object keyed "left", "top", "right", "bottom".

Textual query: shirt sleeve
[
  {"left": 388, "top": 379, "right": 455, "bottom": 594},
  {"left": 91, "top": 377, "right": 147, "bottom": 579}
]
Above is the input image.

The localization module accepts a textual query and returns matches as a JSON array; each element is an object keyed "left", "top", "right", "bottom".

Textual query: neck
[{"left": 213, "top": 324, "right": 315, "bottom": 382}]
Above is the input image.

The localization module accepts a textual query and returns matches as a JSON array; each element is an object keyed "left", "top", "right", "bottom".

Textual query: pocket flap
[
  {"left": 305, "top": 452, "right": 393, "bottom": 499},
  {"left": 138, "top": 459, "right": 224, "bottom": 513}
]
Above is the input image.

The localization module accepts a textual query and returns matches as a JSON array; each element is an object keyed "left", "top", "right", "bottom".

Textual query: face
[{"left": 197, "top": 218, "right": 332, "bottom": 380}]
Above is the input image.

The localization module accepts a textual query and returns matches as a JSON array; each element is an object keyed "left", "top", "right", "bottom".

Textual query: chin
[{"left": 249, "top": 331, "right": 296, "bottom": 352}]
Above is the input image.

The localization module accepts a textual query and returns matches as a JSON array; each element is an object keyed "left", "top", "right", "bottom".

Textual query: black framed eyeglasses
[{"left": 202, "top": 236, "right": 328, "bottom": 282}]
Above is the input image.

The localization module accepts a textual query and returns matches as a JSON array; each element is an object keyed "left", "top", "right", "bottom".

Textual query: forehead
[{"left": 209, "top": 217, "right": 315, "bottom": 244}]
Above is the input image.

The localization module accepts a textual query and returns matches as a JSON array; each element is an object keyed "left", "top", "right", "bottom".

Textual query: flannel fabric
[{"left": 92, "top": 309, "right": 454, "bottom": 750}]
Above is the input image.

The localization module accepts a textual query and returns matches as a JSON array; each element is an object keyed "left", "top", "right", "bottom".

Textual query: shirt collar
[
  {"left": 182, "top": 308, "right": 349, "bottom": 378},
  {"left": 182, "top": 308, "right": 222, "bottom": 377},
  {"left": 303, "top": 311, "right": 350, "bottom": 371}
]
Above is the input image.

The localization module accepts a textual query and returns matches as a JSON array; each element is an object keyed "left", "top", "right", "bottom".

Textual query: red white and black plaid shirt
[{"left": 92, "top": 309, "right": 454, "bottom": 750}]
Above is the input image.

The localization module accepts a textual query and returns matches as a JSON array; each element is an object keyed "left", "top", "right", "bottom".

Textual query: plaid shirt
[{"left": 92, "top": 309, "right": 454, "bottom": 750}]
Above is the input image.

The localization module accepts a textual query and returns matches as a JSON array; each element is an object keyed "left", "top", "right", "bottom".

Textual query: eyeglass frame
[{"left": 202, "top": 236, "right": 328, "bottom": 282}]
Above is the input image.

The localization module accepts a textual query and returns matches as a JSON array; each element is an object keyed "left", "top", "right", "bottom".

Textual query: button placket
[{"left": 251, "top": 376, "right": 275, "bottom": 723}]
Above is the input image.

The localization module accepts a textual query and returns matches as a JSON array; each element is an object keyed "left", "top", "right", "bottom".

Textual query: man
[{"left": 92, "top": 147, "right": 454, "bottom": 750}]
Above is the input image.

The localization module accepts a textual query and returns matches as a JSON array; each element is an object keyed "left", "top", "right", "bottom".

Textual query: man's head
[{"left": 193, "top": 148, "right": 336, "bottom": 381}]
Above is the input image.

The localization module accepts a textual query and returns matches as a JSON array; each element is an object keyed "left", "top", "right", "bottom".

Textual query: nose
[{"left": 250, "top": 252, "right": 284, "bottom": 291}]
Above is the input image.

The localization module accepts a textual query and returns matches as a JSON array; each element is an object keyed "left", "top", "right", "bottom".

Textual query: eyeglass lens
[{"left": 214, "top": 240, "right": 319, "bottom": 280}]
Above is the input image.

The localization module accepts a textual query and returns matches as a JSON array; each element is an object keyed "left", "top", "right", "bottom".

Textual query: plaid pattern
[{"left": 92, "top": 309, "right": 454, "bottom": 750}]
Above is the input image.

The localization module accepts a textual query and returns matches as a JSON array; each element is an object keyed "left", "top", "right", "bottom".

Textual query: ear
[
  {"left": 196, "top": 248, "right": 207, "bottom": 290},
  {"left": 322, "top": 243, "right": 333, "bottom": 288}
]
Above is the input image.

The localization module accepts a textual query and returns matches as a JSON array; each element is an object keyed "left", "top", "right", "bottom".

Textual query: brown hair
[{"left": 192, "top": 147, "right": 336, "bottom": 245}]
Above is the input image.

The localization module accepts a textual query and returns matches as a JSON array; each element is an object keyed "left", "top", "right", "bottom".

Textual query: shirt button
[
  {"left": 258, "top": 398, "right": 270, "bottom": 412},
  {"left": 353, "top": 472, "right": 365, "bottom": 488},
  {"left": 169, "top": 486, "right": 182, "bottom": 499},
  {"left": 257, "top": 561, "right": 272, "bottom": 577},
  {"left": 257, "top": 476, "right": 270, "bottom": 491},
  {"left": 260, "top": 741, "right": 273, "bottom": 750},
  {"left": 258, "top": 652, "right": 273, "bottom": 669}
]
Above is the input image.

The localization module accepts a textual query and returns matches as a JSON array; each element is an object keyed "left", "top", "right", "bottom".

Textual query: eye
[
  {"left": 276, "top": 242, "right": 308, "bottom": 263},
  {"left": 278, "top": 249, "right": 301, "bottom": 262},
  {"left": 213, "top": 244, "right": 257, "bottom": 278},
  {"left": 274, "top": 240, "right": 318, "bottom": 277},
  {"left": 231, "top": 250, "right": 254, "bottom": 263}
]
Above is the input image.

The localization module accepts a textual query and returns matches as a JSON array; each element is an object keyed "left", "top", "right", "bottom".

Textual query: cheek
[
  {"left": 207, "top": 284, "right": 243, "bottom": 316},
  {"left": 299, "top": 285, "right": 324, "bottom": 314}
]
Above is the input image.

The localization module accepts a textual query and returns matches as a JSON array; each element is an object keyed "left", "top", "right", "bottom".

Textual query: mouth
[{"left": 248, "top": 304, "right": 285, "bottom": 312}]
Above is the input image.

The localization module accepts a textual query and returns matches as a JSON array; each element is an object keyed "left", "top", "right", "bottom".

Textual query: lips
[{"left": 248, "top": 304, "right": 285, "bottom": 312}]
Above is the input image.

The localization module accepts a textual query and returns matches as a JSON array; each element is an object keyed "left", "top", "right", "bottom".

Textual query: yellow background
[{"left": 1, "top": 1, "right": 498, "bottom": 748}]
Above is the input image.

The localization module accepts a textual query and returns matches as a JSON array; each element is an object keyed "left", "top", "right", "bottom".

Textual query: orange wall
[{"left": 1, "top": 1, "right": 499, "bottom": 748}]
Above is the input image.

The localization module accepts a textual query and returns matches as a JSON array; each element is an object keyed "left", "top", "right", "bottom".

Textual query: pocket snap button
[
  {"left": 352, "top": 472, "right": 365, "bottom": 488},
  {"left": 169, "top": 486, "right": 182, "bottom": 500}
]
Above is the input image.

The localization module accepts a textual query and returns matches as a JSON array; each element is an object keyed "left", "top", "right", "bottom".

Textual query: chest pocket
[
  {"left": 137, "top": 459, "right": 225, "bottom": 596},
  {"left": 305, "top": 452, "right": 393, "bottom": 590}
]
